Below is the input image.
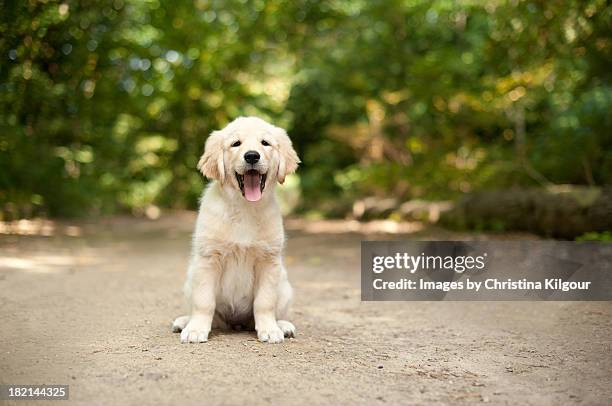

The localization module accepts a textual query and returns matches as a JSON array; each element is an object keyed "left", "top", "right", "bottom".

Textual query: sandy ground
[{"left": 0, "top": 213, "right": 611, "bottom": 405}]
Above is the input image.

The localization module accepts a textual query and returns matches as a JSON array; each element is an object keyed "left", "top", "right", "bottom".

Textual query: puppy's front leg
[
  {"left": 254, "top": 260, "right": 285, "bottom": 344},
  {"left": 181, "top": 256, "right": 219, "bottom": 343}
]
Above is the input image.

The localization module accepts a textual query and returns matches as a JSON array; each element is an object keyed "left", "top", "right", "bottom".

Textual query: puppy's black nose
[{"left": 244, "top": 150, "right": 260, "bottom": 164}]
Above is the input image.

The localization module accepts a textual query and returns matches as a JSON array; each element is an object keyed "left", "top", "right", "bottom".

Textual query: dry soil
[{"left": 0, "top": 213, "right": 611, "bottom": 405}]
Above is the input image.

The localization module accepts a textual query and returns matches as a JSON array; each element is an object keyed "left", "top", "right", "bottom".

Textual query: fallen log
[{"left": 440, "top": 186, "right": 612, "bottom": 239}]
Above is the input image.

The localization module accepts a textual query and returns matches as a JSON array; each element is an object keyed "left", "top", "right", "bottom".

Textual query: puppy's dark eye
[
  {"left": 231, "top": 141, "right": 241, "bottom": 147},
  {"left": 261, "top": 140, "right": 270, "bottom": 146}
]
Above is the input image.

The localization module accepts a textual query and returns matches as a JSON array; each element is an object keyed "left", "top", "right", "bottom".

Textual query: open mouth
[{"left": 235, "top": 170, "right": 267, "bottom": 202}]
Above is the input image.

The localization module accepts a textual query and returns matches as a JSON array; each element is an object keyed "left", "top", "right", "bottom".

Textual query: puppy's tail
[{"left": 171, "top": 315, "right": 190, "bottom": 333}]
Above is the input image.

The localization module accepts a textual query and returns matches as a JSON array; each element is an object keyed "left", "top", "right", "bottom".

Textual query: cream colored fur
[{"left": 172, "top": 117, "right": 300, "bottom": 344}]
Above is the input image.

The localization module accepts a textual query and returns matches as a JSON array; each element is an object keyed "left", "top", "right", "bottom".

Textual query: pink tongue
[{"left": 244, "top": 171, "right": 262, "bottom": 202}]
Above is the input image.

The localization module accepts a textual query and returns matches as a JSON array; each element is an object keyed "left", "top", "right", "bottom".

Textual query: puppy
[{"left": 172, "top": 117, "right": 300, "bottom": 344}]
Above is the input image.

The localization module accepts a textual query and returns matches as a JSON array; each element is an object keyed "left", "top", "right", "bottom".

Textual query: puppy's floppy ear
[
  {"left": 275, "top": 127, "right": 300, "bottom": 184},
  {"left": 197, "top": 130, "right": 225, "bottom": 182}
]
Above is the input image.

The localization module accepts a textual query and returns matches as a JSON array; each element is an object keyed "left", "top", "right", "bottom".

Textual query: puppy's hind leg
[
  {"left": 276, "top": 271, "right": 296, "bottom": 338},
  {"left": 172, "top": 315, "right": 190, "bottom": 333},
  {"left": 277, "top": 320, "right": 295, "bottom": 338},
  {"left": 172, "top": 313, "right": 228, "bottom": 333}
]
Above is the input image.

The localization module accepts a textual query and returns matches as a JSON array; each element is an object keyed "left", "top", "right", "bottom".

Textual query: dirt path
[{"left": 1, "top": 213, "right": 611, "bottom": 405}]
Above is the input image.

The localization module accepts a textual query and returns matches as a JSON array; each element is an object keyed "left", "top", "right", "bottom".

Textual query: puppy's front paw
[
  {"left": 180, "top": 318, "right": 211, "bottom": 343},
  {"left": 257, "top": 324, "right": 285, "bottom": 344}
]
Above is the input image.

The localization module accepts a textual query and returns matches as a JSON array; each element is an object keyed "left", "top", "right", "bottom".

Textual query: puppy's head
[{"left": 197, "top": 117, "right": 300, "bottom": 202}]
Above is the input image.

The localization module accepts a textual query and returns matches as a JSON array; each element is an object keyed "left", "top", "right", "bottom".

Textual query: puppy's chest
[
  {"left": 225, "top": 226, "right": 261, "bottom": 246},
  {"left": 216, "top": 254, "right": 255, "bottom": 317},
  {"left": 221, "top": 210, "right": 282, "bottom": 245}
]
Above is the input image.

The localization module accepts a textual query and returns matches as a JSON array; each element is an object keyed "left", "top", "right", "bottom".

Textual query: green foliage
[
  {"left": 288, "top": 1, "right": 612, "bottom": 208},
  {"left": 576, "top": 231, "right": 612, "bottom": 242},
  {"left": 1, "top": 0, "right": 610, "bottom": 219}
]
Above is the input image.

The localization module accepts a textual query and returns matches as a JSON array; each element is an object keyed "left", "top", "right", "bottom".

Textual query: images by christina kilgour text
[{"left": 370, "top": 252, "right": 592, "bottom": 293}]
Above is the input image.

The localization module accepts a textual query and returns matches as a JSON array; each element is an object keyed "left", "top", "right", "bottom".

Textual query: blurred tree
[
  {"left": 1, "top": 0, "right": 129, "bottom": 216},
  {"left": 0, "top": 0, "right": 610, "bottom": 220},
  {"left": 287, "top": 0, "right": 611, "bottom": 209}
]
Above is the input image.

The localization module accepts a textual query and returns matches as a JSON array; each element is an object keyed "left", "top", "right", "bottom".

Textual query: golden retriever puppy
[{"left": 172, "top": 116, "right": 300, "bottom": 344}]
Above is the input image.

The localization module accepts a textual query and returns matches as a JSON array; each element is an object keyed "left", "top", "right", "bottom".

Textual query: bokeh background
[{"left": 1, "top": 0, "right": 611, "bottom": 239}]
